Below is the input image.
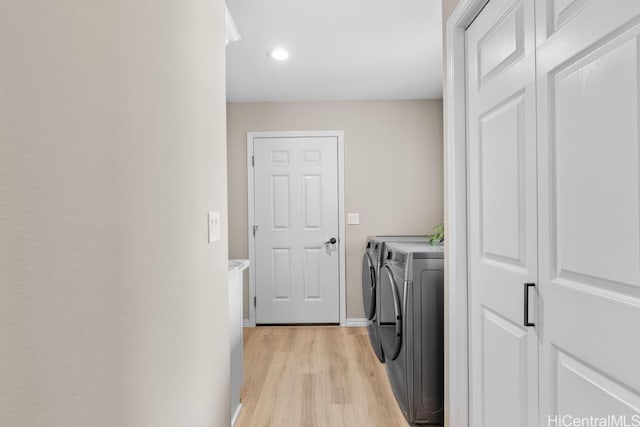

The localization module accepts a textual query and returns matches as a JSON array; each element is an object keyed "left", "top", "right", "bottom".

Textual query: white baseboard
[
  {"left": 345, "top": 317, "right": 369, "bottom": 327},
  {"left": 231, "top": 402, "right": 242, "bottom": 426},
  {"left": 243, "top": 318, "right": 367, "bottom": 327}
]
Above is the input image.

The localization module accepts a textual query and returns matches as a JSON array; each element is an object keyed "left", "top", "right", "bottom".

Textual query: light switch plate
[
  {"left": 347, "top": 213, "right": 360, "bottom": 225},
  {"left": 208, "top": 211, "right": 221, "bottom": 242}
]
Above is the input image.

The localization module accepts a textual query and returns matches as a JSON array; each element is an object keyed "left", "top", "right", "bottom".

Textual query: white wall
[
  {"left": 442, "top": 1, "right": 463, "bottom": 427},
  {"left": 0, "top": 1, "right": 230, "bottom": 426},
  {"left": 227, "top": 100, "right": 443, "bottom": 319}
]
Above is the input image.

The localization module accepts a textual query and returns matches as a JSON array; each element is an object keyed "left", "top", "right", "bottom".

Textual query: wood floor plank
[{"left": 235, "top": 326, "right": 409, "bottom": 427}]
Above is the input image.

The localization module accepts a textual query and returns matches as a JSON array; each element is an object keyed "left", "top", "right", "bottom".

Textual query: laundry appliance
[
  {"left": 378, "top": 241, "right": 444, "bottom": 425},
  {"left": 362, "top": 236, "right": 428, "bottom": 362}
]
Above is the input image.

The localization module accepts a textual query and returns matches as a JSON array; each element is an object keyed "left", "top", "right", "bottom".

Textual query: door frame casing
[
  {"left": 246, "top": 130, "right": 346, "bottom": 327},
  {"left": 445, "top": 1, "right": 489, "bottom": 426}
]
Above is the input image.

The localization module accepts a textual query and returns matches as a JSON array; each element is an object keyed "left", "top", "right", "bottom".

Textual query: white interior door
[
  {"left": 536, "top": 0, "right": 640, "bottom": 421},
  {"left": 252, "top": 136, "right": 340, "bottom": 324},
  {"left": 466, "top": 0, "right": 539, "bottom": 425}
]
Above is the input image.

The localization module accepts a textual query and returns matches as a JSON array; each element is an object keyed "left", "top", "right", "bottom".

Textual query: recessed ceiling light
[{"left": 268, "top": 48, "right": 289, "bottom": 61}]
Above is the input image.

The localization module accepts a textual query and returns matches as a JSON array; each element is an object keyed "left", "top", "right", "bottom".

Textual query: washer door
[
  {"left": 361, "top": 253, "right": 377, "bottom": 320},
  {"left": 379, "top": 265, "right": 402, "bottom": 361}
]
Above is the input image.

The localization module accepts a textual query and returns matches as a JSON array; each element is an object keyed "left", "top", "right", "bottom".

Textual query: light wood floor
[{"left": 235, "top": 326, "right": 410, "bottom": 427}]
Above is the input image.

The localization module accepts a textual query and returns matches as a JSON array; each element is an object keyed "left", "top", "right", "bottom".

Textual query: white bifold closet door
[
  {"left": 465, "top": 0, "right": 539, "bottom": 425},
  {"left": 467, "top": 0, "right": 640, "bottom": 425},
  {"left": 536, "top": 0, "right": 640, "bottom": 421}
]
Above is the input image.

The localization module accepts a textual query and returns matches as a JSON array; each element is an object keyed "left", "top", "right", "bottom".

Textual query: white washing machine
[
  {"left": 378, "top": 241, "right": 444, "bottom": 425},
  {"left": 361, "top": 236, "right": 428, "bottom": 363}
]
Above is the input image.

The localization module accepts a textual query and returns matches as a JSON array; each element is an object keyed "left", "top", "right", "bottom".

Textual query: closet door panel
[
  {"left": 536, "top": 0, "right": 640, "bottom": 421},
  {"left": 466, "top": 0, "right": 539, "bottom": 425}
]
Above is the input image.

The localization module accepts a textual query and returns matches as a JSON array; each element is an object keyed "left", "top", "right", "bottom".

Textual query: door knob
[{"left": 324, "top": 237, "right": 337, "bottom": 245}]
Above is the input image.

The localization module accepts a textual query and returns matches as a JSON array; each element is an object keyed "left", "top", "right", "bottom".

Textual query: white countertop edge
[{"left": 228, "top": 259, "right": 250, "bottom": 273}]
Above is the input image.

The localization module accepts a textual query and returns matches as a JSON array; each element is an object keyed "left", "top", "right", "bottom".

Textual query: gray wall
[
  {"left": 227, "top": 100, "right": 444, "bottom": 319},
  {"left": 0, "top": 1, "right": 230, "bottom": 426}
]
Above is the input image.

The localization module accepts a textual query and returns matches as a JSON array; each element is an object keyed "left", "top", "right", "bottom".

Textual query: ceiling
[{"left": 225, "top": 0, "right": 443, "bottom": 102}]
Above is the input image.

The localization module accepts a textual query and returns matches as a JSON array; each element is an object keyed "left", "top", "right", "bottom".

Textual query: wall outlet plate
[
  {"left": 347, "top": 213, "right": 360, "bottom": 225},
  {"left": 208, "top": 211, "right": 221, "bottom": 242}
]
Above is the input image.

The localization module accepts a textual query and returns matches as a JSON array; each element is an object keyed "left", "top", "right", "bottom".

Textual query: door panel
[
  {"left": 254, "top": 137, "right": 340, "bottom": 324},
  {"left": 536, "top": 0, "right": 640, "bottom": 421},
  {"left": 477, "top": 3, "right": 525, "bottom": 85},
  {"left": 479, "top": 92, "right": 527, "bottom": 268},
  {"left": 466, "top": 0, "right": 539, "bottom": 425},
  {"left": 552, "top": 36, "right": 640, "bottom": 286},
  {"left": 272, "top": 248, "right": 291, "bottom": 300},
  {"left": 271, "top": 175, "right": 290, "bottom": 229},
  {"left": 302, "top": 175, "right": 322, "bottom": 229},
  {"left": 482, "top": 309, "right": 529, "bottom": 427},
  {"left": 302, "top": 248, "right": 321, "bottom": 300},
  {"left": 556, "top": 349, "right": 640, "bottom": 417}
]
